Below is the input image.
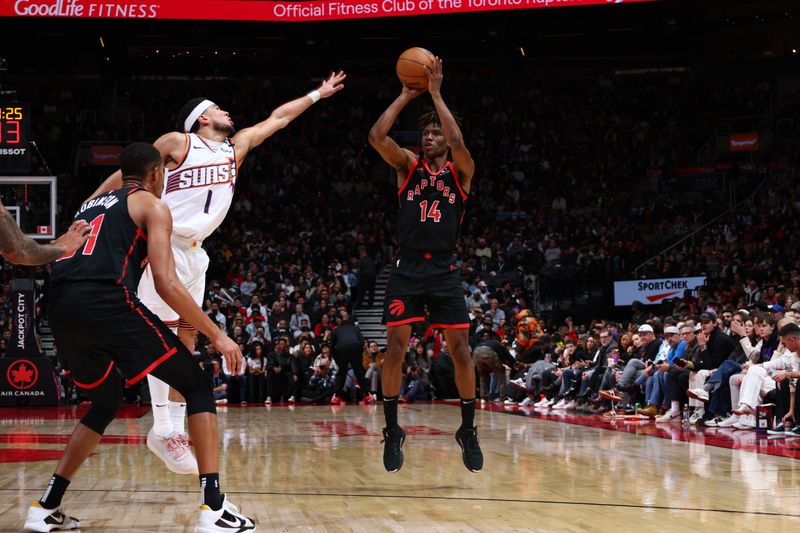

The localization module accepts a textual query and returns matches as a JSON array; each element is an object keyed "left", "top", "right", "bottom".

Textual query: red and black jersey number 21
[{"left": 56, "top": 214, "right": 105, "bottom": 261}]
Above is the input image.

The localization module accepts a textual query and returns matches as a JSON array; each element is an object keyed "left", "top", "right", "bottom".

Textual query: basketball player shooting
[
  {"left": 90, "top": 71, "right": 346, "bottom": 474},
  {"left": 25, "top": 143, "right": 252, "bottom": 533},
  {"left": 368, "top": 57, "right": 483, "bottom": 473}
]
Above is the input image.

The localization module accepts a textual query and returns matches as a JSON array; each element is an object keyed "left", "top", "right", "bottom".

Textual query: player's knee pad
[
  {"left": 80, "top": 398, "right": 121, "bottom": 434},
  {"left": 164, "top": 364, "right": 215, "bottom": 416}
]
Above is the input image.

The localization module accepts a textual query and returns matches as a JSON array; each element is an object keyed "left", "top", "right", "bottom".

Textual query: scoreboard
[{"left": 0, "top": 104, "right": 30, "bottom": 174}]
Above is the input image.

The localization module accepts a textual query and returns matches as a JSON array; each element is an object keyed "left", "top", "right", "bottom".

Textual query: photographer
[
  {"left": 307, "top": 358, "right": 337, "bottom": 404},
  {"left": 474, "top": 330, "right": 517, "bottom": 404}
]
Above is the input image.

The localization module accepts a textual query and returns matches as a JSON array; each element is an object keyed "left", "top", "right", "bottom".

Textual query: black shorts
[
  {"left": 382, "top": 250, "right": 469, "bottom": 329},
  {"left": 49, "top": 282, "right": 191, "bottom": 390}
]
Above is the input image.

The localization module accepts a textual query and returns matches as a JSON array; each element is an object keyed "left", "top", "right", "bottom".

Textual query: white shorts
[{"left": 137, "top": 235, "right": 209, "bottom": 332}]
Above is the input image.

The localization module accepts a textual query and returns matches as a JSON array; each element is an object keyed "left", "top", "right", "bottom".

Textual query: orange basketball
[{"left": 396, "top": 47, "right": 435, "bottom": 90}]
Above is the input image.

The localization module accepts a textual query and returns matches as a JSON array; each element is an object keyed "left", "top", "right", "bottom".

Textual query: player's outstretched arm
[
  {"left": 133, "top": 194, "right": 243, "bottom": 375},
  {"left": 0, "top": 201, "right": 89, "bottom": 265},
  {"left": 87, "top": 132, "right": 188, "bottom": 201},
  {"left": 233, "top": 70, "right": 346, "bottom": 165},
  {"left": 425, "top": 57, "right": 475, "bottom": 189},
  {"left": 367, "top": 86, "right": 422, "bottom": 183}
]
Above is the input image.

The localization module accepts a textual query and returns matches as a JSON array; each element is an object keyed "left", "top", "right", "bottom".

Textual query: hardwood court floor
[{"left": 1, "top": 402, "right": 800, "bottom": 532}]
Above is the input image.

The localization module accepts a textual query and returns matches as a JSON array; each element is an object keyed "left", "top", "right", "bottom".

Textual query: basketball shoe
[
  {"left": 362, "top": 393, "right": 377, "bottom": 405},
  {"left": 195, "top": 494, "right": 256, "bottom": 532},
  {"left": 455, "top": 426, "right": 484, "bottom": 473},
  {"left": 381, "top": 426, "right": 406, "bottom": 473},
  {"left": 147, "top": 428, "right": 198, "bottom": 475},
  {"left": 23, "top": 502, "right": 79, "bottom": 532}
]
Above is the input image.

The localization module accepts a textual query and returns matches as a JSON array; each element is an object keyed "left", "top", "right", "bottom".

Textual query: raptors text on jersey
[
  {"left": 396, "top": 158, "right": 468, "bottom": 253},
  {"left": 163, "top": 133, "right": 237, "bottom": 242}
]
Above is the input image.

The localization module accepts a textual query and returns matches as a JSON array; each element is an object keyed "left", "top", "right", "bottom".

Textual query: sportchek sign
[
  {"left": 2, "top": 0, "right": 659, "bottom": 21},
  {"left": 614, "top": 276, "right": 706, "bottom": 307}
]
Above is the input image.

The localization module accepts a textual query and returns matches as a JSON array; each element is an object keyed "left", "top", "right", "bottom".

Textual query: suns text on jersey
[{"left": 165, "top": 161, "right": 236, "bottom": 194}]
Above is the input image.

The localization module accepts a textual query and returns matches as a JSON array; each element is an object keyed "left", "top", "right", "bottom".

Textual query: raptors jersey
[
  {"left": 163, "top": 133, "right": 237, "bottom": 241},
  {"left": 51, "top": 186, "right": 148, "bottom": 290},
  {"left": 396, "top": 157, "right": 468, "bottom": 253}
]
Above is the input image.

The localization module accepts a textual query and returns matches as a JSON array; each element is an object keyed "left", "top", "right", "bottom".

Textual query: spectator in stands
[
  {"left": 289, "top": 304, "right": 310, "bottom": 334},
  {"left": 265, "top": 337, "right": 293, "bottom": 405},
  {"left": 210, "top": 360, "right": 228, "bottom": 405},
  {"left": 660, "top": 312, "right": 734, "bottom": 423},
  {"left": 246, "top": 343, "right": 267, "bottom": 403}
]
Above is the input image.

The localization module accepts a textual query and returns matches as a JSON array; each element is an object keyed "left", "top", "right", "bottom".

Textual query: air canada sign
[
  {"left": 614, "top": 276, "right": 706, "bottom": 307},
  {"left": 3, "top": 0, "right": 659, "bottom": 21}
]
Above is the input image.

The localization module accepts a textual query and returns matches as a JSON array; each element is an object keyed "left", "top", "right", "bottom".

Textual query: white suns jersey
[{"left": 163, "top": 133, "right": 237, "bottom": 242}]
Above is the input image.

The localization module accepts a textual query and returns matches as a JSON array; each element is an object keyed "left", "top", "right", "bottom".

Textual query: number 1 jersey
[
  {"left": 163, "top": 133, "right": 237, "bottom": 242},
  {"left": 396, "top": 158, "right": 468, "bottom": 253}
]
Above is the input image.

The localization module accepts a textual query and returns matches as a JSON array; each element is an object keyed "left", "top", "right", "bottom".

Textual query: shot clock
[{"left": 0, "top": 104, "right": 31, "bottom": 174}]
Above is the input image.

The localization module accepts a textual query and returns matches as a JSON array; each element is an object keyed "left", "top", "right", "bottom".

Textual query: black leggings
[
  {"left": 333, "top": 344, "right": 369, "bottom": 396},
  {"left": 81, "top": 348, "right": 214, "bottom": 435}
]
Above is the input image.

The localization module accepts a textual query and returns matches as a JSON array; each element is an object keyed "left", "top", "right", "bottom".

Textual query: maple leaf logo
[{"left": 7, "top": 360, "right": 38, "bottom": 390}]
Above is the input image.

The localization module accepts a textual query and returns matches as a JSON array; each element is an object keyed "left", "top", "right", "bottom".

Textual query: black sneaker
[
  {"left": 455, "top": 426, "right": 484, "bottom": 473},
  {"left": 381, "top": 426, "right": 406, "bottom": 473}
]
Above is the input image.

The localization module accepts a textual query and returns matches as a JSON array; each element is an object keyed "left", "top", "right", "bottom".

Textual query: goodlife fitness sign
[
  {"left": 614, "top": 276, "right": 706, "bottom": 307},
  {"left": 2, "top": 0, "right": 658, "bottom": 21}
]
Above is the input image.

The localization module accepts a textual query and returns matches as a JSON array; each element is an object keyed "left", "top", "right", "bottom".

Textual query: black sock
[
  {"left": 383, "top": 395, "right": 399, "bottom": 428},
  {"left": 460, "top": 398, "right": 476, "bottom": 429},
  {"left": 199, "top": 473, "right": 222, "bottom": 511},
  {"left": 40, "top": 474, "right": 70, "bottom": 509}
]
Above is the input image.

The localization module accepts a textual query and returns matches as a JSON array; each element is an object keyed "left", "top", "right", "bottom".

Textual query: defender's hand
[{"left": 52, "top": 220, "right": 91, "bottom": 257}]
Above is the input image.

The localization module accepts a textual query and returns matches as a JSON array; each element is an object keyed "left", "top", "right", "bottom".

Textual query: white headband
[{"left": 184, "top": 99, "right": 215, "bottom": 133}]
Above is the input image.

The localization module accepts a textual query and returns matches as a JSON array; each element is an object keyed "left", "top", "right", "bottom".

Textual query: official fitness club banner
[
  {"left": 614, "top": 276, "right": 707, "bottom": 307},
  {"left": 1, "top": 279, "right": 59, "bottom": 406},
  {"left": 2, "top": 0, "right": 659, "bottom": 21}
]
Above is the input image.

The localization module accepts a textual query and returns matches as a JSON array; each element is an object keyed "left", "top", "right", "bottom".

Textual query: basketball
[{"left": 396, "top": 47, "right": 435, "bottom": 89}]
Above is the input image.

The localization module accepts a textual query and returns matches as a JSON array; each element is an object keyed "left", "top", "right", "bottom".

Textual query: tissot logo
[{"left": 7, "top": 359, "right": 38, "bottom": 391}]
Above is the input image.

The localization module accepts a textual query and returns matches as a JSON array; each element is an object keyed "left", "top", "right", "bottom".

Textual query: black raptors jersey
[
  {"left": 396, "top": 158, "right": 468, "bottom": 253},
  {"left": 51, "top": 186, "right": 148, "bottom": 290}
]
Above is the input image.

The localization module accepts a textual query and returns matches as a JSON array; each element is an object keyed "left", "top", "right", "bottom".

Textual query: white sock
[
  {"left": 169, "top": 401, "right": 187, "bottom": 435},
  {"left": 148, "top": 374, "right": 173, "bottom": 437},
  {"left": 671, "top": 401, "right": 680, "bottom": 415}
]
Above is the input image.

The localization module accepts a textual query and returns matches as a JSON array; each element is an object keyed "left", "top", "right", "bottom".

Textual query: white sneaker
[
  {"left": 733, "top": 415, "right": 756, "bottom": 430},
  {"left": 655, "top": 411, "right": 681, "bottom": 423},
  {"left": 503, "top": 398, "right": 518, "bottom": 405},
  {"left": 533, "top": 397, "right": 548, "bottom": 408},
  {"left": 564, "top": 400, "right": 577, "bottom": 410},
  {"left": 264, "top": 397, "right": 272, "bottom": 405},
  {"left": 552, "top": 399, "right": 568, "bottom": 410},
  {"left": 689, "top": 409, "right": 705, "bottom": 425},
  {"left": 287, "top": 396, "right": 296, "bottom": 404},
  {"left": 147, "top": 428, "right": 198, "bottom": 475},
  {"left": 717, "top": 414, "right": 740, "bottom": 428},
  {"left": 704, "top": 416, "right": 724, "bottom": 427},
  {"left": 24, "top": 502, "right": 80, "bottom": 532},
  {"left": 195, "top": 494, "right": 256, "bottom": 533},
  {"left": 687, "top": 388, "right": 709, "bottom": 402},
  {"left": 520, "top": 397, "right": 534, "bottom": 407},
  {"left": 544, "top": 398, "right": 555, "bottom": 407}
]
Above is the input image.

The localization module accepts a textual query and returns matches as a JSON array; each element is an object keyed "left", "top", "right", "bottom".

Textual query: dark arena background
[{"left": 1, "top": 1, "right": 800, "bottom": 531}]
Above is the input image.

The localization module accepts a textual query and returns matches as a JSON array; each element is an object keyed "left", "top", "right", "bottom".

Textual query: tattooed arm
[{"left": 0, "top": 202, "right": 89, "bottom": 266}]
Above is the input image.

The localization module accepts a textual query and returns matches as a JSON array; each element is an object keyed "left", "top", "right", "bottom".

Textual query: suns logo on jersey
[{"left": 165, "top": 158, "right": 236, "bottom": 194}]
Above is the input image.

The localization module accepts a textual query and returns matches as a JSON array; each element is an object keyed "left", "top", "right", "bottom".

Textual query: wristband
[{"left": 307, "top": 90, "right": 321, "bottom": 103}]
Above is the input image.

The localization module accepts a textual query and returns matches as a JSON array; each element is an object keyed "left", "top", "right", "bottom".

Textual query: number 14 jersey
[{"left": 396, "top": 157, "right": 468, "bottom": 253}]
